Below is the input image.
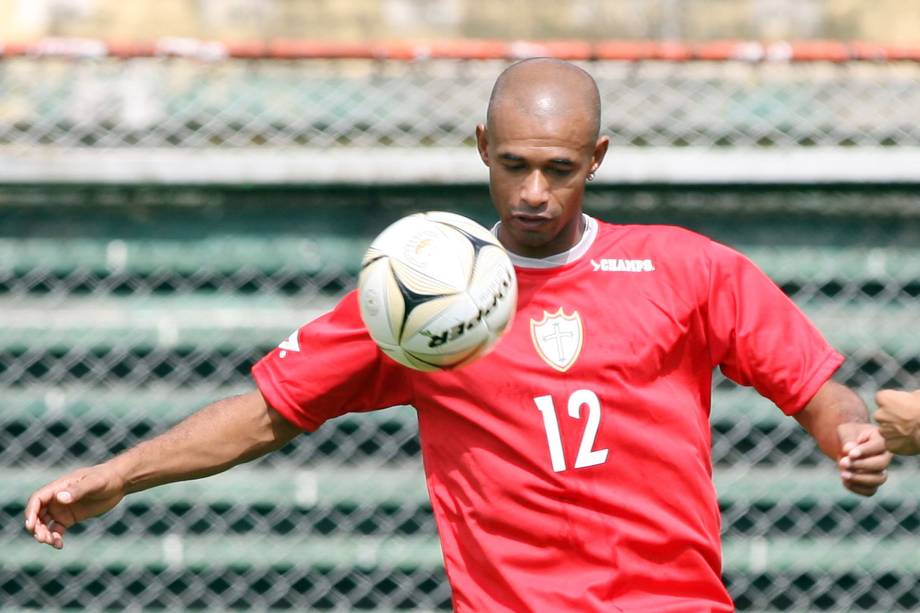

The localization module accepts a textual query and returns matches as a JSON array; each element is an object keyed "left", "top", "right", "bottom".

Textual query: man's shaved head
[
  {"left": 476, "top": 58, "right": 609, "bottom": 259},
  {"left": 486, "top": 58, "right": 601, "bottom": 140}
]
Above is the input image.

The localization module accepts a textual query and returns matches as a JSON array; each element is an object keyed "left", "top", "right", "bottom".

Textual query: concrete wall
[{"left": 0, "top": 0, "right": 917, "bottom": 44}]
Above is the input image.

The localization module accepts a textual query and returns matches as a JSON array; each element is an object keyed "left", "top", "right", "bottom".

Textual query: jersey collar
[{"left": 491, "top": 214, "right": 598, "bottom": 269}]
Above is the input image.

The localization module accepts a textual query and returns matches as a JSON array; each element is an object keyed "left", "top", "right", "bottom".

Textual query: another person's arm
[
  {"left": 874, "top": 389, "right": 920, "bottom": 455},
  {"left": 24, "top": 390, "right": 300, "bottom": 549},
  {"left": 794, "top": 380, "right": 891, "bottom": 496}
]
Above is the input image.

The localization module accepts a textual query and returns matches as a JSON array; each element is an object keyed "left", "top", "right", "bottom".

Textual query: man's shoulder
[
  {"left": 594, "top": 219, "right": 713, "bottom": 251},
  {"left": 582, "top": 221, "right": 720, "bottom": 282}
]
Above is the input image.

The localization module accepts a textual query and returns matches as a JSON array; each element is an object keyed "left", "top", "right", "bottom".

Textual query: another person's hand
[
  {"left": 874, "top": 389, "right": 920, "bottom": 455},
  {"left": 836, "top": 423, "right": 892, "bottom": 496},
  {"left": 24, "top": 463, "right": 126, "bottom": 549}
]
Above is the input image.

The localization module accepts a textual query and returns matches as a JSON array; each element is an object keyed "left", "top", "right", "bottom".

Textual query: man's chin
[
  {"left": 510, "top": 227, "right": 550, "bottom": 243},
  {"left": 501, "top": 228, "right": 558, "bottom": 257}
]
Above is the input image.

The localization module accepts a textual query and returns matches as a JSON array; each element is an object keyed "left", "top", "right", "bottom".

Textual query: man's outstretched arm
[
  {"left": 24, "top": 390, "right": 300, "bottom": 549},
  {"left": 793, "top": 380, "right": 892, "bottom": 497}
]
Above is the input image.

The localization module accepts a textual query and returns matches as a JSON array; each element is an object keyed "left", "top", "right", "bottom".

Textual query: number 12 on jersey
[{"left": 534, "top": 389, "right": 609, "bottom": 472}]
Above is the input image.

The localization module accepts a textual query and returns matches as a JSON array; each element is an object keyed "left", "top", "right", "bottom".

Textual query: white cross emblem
[{"left": 530, "top": 308, "right": 583, "bottom": 372}]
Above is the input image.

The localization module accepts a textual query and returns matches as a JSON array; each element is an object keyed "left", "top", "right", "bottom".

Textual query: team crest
[{"left": 530, "top": 308, "right": 583, "bottom": 372}]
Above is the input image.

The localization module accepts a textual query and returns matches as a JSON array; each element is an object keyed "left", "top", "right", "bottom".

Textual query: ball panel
[
  {"left": 468, "top": 245, "right": 515, "bottom": 305},
  {"left": 357, "top": 256, "right": 405, "bottom": 347},
  {"left": 468, "top": 244, "right": 517, "bottom": 335},
  {"left": 395, "top": 349, "right": 442, "bottom": 372},
  {"left": 402, "top": 319, "right": 489, "bottom": 357},
  {"left": 365, "top": 212, "right": 426, "bottom": 256},
  {"left": 377, "top": 219, "right": 473, "bottom": 293},
  {"left": 360, "top": 247, "right": 386, "bottom": 268},
  {"left": 390, "top": 252, "right": 469, "bottom": 295},
  {"left": 484, "top": 282, "right": 516, "bottom": 336},
  {"left": 400, "top": 293, "right": 483, "bottom": 354},
  {"left": 425, "top": 211, "right": 501, "bottom": 247},
  {"left": 378, "top": 343, "right": 439, "bottom": 372}
]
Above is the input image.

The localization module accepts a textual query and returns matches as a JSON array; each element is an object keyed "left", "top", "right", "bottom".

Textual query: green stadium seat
[
  {"left": 3, "top": 237, "right": 920, "bottom": 284},
  {"left": 3, "top": 192, "right": 920, "bottom": 611},
  {"left": 0, "top": 297, "right": 914, "bottom": 354}
]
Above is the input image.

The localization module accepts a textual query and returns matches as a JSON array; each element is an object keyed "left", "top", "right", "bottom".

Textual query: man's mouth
[{"left": 510, "top": 213, "right": 551, "bottom": 230}]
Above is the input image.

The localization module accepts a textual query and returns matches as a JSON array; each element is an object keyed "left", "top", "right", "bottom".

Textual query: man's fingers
[
  {"left": 48, "top": 519, "right": 67, "bottom": 549},
  {"left": 25, "top": 489, "right": 60, "bottom": 533},
  {"left": 24, "top": 470, "right": 98, "bottom": 543},
  {"left": 841, "top": 429, "right": 874, "bottom": 456},
  {"left": 32, "top": 520, "right": 56, "bottom": 547},
  {"left": 841, "top": 469, "right": 887, "bottom": 497},
  {"left": 840, "top": 470, "right": 888, "bottom": 491},
  {"left": 848, "top": 439, "right": 888, "bottom": 461},
  {"left": 24, "top": 486, "right": 57, "bottom": 531},
  {"left": 35, "top": 508, "right": 56, "bottom": 545},
  {"left": 32, "top": 516, "right": 66, "bottom": 549},
  {"left": 839, "top": 452, "right": 892, "bottom": 474},
  {"left": 841, "top": 468, "right": 888, "bottom": 486},
  {"left": 836, "top": 424, "right": 892, "bottom": 498},
  {"left": 840, "top": 426, "right": 887, "bottom": 460}
]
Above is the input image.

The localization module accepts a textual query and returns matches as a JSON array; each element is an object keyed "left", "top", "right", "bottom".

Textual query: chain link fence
[
  {"left": 2, "top": 55, "right": 920, "bottom": 611},
  {"left": 2, "top": 56, "right": 920, "bottom": 149}
]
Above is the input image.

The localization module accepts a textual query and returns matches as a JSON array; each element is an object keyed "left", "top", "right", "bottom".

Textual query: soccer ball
[{"left": 357, "top": 211, "right": 517, "bottom": 371}]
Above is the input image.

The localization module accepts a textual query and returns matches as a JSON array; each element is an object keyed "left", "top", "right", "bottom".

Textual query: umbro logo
[{"left": 590, "top": 258, "right": 656, "bottom": 272}]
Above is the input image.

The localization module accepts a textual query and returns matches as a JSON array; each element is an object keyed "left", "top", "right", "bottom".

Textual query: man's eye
[
  {"left": 503, "top": 165, "right": 525, "bottom": 172},
  {"left": 549, "top": 167, "right": 573, "bottom": 177}
]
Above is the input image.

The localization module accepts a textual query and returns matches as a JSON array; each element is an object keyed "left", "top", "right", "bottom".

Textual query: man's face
[{"left": 477, "top": 108, "right": 607, "bottom": 259}]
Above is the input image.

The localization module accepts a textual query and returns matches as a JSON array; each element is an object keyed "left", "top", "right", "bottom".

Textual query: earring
[{"left": 587, "top": 171, "right": 596, "bottom": 181}]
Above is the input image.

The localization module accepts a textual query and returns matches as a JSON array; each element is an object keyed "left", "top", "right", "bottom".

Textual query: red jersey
[{"left": 252, "top": 217, "right": 843, "bottom": 612}]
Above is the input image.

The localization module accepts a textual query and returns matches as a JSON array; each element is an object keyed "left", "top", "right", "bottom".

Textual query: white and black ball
[{"left": 358, "top": 211, "right": 517, "bottom": 371}]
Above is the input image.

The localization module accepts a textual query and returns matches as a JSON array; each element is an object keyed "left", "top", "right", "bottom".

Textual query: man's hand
[
  {"left": 24, "top": 463, "right": 126, "bottom": 549},
  {"left": 874, "top": 389, "right": 920, "bottom": 455},
  {"left": 836, "top": 423, "right": 892, "bottom": 496},
  {"left": 23, "top": 391, "right": 299, "bottom": 550}
]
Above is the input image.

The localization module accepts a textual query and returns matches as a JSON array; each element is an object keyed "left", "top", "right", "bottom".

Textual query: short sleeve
[
  {"left": 251, "top": 291, "right": 414, "bottom": 431},
  {"left": 704, "top": 241, "right": 844, "bottom": 415}
]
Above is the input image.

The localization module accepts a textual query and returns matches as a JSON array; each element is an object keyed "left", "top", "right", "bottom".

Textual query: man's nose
[{"left": 520, "top": 170, "right": 549, "bottom": 207}]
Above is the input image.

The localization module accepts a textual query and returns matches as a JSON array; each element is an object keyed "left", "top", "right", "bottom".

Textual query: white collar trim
[{"left": 491, "top": 214, "right": 597, "bottom": 269}]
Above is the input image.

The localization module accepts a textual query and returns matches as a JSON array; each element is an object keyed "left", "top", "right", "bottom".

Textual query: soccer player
[
  {"left": 875, "top": 389, "right": 920, "bottom": 454},
  {"left": 25, "top": 58, "right": 892, "bottom": 611}
]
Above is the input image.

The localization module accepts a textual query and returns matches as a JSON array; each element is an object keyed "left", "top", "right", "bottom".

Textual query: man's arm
[
  {"left": 793, "top": 380, "right": 892, "bottom": 496},
  {"left": 24, "top": 390, "right": 300, "bottom": 549},
  {"left": 874, "top": 389, "right": 920, "bottom": 455}
]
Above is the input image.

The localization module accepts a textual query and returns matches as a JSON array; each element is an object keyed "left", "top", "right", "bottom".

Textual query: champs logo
[
  {"left": 530, "top": 308, "right": 583, "bottom": 372},
  {"left": 591, "top": 258, "right": 655, "bottom": 272}
]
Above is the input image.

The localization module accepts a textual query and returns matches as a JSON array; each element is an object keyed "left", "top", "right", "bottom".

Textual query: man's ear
[
  {"left": 475, "top": 124, "right": 490, "bottom": 166},
  {"left": 590, "top": 135, "right": 610, "bottom": 175}
]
